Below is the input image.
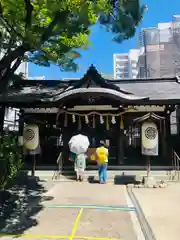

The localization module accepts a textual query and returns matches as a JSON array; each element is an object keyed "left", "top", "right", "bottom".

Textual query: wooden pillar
[
  {"left": 165, "top": 114, "right": 172, "bottom": 165},
  {"left": 18, "top": 110, "right": 24, "bottom": 136},
  {"left": 62, "top": 128, "right": 69, "bottom": 169},
  {"left": 161, "top": 120, "right": 167, "bottom": 162},
  {"left": 117, "top": 129, "right": 124, "bottom": 165},
  {"left": 0, "top": 105, "right": 5, "bottom": 135}
]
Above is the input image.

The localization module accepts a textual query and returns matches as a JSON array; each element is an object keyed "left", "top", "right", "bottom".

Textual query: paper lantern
[
  {"left": 100, "top": 115, "right": 104, "bottom": 124},
  {"left": 141, "top": 121, "right": 158, "bottom": 156},
  {"left": 23, "top": 124, "right": 39, "bottom": 150},
  {"left": 72, "top": 114, "right": 76, "bottom": 123}
]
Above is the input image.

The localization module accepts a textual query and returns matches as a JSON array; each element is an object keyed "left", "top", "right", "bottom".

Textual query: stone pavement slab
[
  {"left": 2, "top": 182, "right": 142, "bottom": 240},
  {"left": 41, "top": 182, "right": 128, "bottom": 206},
  {"left": 22, "top": 208, "right": 78, "bottom": 236},
  {"left": 132, "top": 183, "right": 180, "bottom": 240},
  {"left": 76, "top": 208, "right": 137, "bottom": 240}
]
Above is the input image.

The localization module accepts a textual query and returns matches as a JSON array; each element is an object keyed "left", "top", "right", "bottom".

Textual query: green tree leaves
[
  {"left": 0, "top": 0, "right": 145, "bottom": 86},
  {"left": 0, "top": 134, "right": 22, "bottom": 190}
]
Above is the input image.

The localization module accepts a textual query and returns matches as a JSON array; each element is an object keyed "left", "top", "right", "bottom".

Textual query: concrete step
[
  {"left": 26, "top": 170, "right": 172, "bottom": 175},
  {"left": 23, "top": 170, "right": 178, "bottom": 183}
]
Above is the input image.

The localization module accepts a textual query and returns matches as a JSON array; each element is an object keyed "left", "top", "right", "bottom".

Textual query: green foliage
[
  {"left": 99, "top": 0, "right": 147, "bottom": 43},
  {"left": 0, "top": 134, "right": 23, "bottom": 190},
  {"left": 0, "top": 0, "right": 146, "bottom": 74}
]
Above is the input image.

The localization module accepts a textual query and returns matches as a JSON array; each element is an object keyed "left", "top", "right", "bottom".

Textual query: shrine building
[{"left": 1, "top": 65, "right": 180, "bottom": 169}]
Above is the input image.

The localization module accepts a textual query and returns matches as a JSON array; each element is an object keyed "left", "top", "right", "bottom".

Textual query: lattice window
[{"left": 128, "top": 126, "right": 141, "bottom": 147}]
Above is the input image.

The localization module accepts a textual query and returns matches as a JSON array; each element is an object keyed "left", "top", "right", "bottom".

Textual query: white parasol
[{"left": 68, "top": 134, "right": 90, "bottom": 154}]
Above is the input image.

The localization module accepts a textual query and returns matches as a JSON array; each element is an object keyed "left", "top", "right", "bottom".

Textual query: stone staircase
[{"left": 24, "top": 169, "right": 176, "bottom": 183}]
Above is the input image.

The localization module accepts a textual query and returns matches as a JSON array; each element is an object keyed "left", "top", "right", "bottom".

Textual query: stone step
[
  {"left": 26, "top": 170, "right": 174, "bottom": 177},
  {"left": 26, "top": 170, "right": 173, "bottom": 176},
  {"left": 24, "top": 170, "right": 178, "bottom": 183},
  {"left": 38, "top": 175, "right": 171, "bottom": 184},
  {"left": 24, "top": 165, "right": 173, "bottom": 171}
]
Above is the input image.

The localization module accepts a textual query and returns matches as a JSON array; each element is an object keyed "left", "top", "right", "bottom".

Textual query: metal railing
[{"left": 170, "top": 150, "right": 180, "bottom": 181}]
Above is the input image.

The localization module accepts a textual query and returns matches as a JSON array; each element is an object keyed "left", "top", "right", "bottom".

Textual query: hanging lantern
[
  {"left": 78, "top": 116, "right": 82, "bottom": 130},
  {"left": 72, "top": 114, "right": 76, "bottom": 123},
  {"left": 85, "top": 115, "right": 89, "bottom": 124},
  {"left": 92, "top": 114, "right": 95, "bottom": 128},
  {"left": 120, "top": 116, "right": 124, "bottom": 129},
  {"left": 106, "top": 116, "right": 110, "bottom": 130},
  {"left": 64, "top": 113, "right": 68, "bottom": 127},
  {"left": 100, "top": 115, "right": 104, "bottom": 124},
  {"left": 23, "top": 124, "right": 39, "bottom": 150},
  {"left": 141, "top": 121, "right": 158, "bottom": 156},
  {"left": 111, "top": 116, "right": 116, "bottom": 124}
]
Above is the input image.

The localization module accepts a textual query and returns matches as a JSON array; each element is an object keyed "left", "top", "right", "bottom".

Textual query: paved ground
[
  {"left": 1, "top": 182, "right": 144, "bottom": 240},
  {"left": 133, "top": 183, "right": 180, "bottom": 240}
]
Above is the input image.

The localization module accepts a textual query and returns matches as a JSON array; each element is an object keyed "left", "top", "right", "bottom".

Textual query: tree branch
[
  {"left": 0, "top": 2, "right": 2, "bottom": 17},
  {"left": 0, "top": 57, "right": 22, "bottom": 92},
  {"left": 0, "top": 46, "right": 27, "bottom": 71},
  {"left": 24, "top": 0, "right": 34, "bottom": 28}
]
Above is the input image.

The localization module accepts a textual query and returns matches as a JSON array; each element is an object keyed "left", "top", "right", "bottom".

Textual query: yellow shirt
[{"left": 96, "top": 146, "right": 108, "bottom": 164}]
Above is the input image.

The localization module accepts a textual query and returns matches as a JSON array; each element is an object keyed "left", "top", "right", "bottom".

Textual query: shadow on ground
[
  {"left": 88, "top": 176, "right": 99, "bottom": 184},
  {"left": 0, "top": 171, "right": 54, "bottom": 237},
  {"left": 87, "top": 174, "right": 141, "bottom": 185},
  {"left": 61, "top": 169, "right": 76, "bottom": 181}
]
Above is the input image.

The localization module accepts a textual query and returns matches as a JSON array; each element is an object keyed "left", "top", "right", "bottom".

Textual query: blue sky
[{"left": 29, "top": 0, "right": 180, "bottom": 80}]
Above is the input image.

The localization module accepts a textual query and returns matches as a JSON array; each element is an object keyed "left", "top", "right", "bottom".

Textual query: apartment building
[
  {"left": 113, "top": 53, "right": 129, "bottom": 79},
  {"left": 138, "top": 15, "right": 180, "bottom": 78},
  {"left": 113, "top": 49, "right": 140, "bottom": 79}
]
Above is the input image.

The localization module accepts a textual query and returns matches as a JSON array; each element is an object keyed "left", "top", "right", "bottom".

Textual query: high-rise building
[
  {"left": 113, "top": 53, "right": 129, "bottom": 79},
  {"left": 113, "top": 49, "right": 140, "bottom": 79},
  {"left": 138, "top": 15, "right": 180, "bottom": 78},
  {"left": 172, "top": 15, "right": 180, "bottom": 76},
  {"left": 128, "top": 49, "right": 140, "bottom": 79}
]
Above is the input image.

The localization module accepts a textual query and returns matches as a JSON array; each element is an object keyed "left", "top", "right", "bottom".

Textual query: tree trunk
[
  {"left": 0, "top": 46, "right": 26, "bottom": 73},
  {"left": 0, "top": 45, "right": 28, "bottom": 92},
  {"left": 0, "top": 57, "right": 22, "bottom": 92},
  {"left": 0, "top": 105, "right": 5, "bottom": 135},
  {"left": 0, "top": 46, "right": 27, "bottom": 133}
]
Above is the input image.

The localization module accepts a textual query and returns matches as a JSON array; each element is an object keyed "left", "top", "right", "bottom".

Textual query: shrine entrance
[
  {"left": 17, "top": 65, "right": 176, "bottom": 169},
  {"left": 59, "top": 111, "right": 122, "bottom": 167}
]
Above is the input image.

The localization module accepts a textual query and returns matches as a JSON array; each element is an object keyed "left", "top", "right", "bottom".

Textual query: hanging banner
[
  {"left": 23, "top": 124, "right": 39, "bottom": 150},
  {"left": 141, "top": 121, "right": 158, "bottom": 156}
]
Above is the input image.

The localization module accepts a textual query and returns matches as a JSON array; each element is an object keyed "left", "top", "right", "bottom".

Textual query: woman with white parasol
[{"left": 68, "top": 134, "right": 89, "bottom": 181}]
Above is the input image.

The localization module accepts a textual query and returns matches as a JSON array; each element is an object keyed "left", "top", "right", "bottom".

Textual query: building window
[
  {"left": 123, "top": 73, "right": 129, "bottom": 78},
  {"left": 139, "top": 67, "right": 145, "bottom": 78},
  {"left": 128, "top": 126, "right": 141, "bottom": 147}
]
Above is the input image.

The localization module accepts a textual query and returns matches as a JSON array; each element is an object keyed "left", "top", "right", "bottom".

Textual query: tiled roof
[
  {"left": 1, "top": 65, "right": 180, "bottom": 105},
  {"left": 115, "top": 80, "right": 180, "bottom": 100}
]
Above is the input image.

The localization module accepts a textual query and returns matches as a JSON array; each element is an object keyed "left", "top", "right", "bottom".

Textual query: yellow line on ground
[
  {"left": 0, "top": 233, "right": 69, "bottom": 239},
  {"left": 74, "top": 236, "right": 120, "bottom": 240},
  {"left": 70, "top": 208, "right": 83, "bottom": 240},
  {"left": 0, "top": 233, "right": 119, "bottom": 240}
]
